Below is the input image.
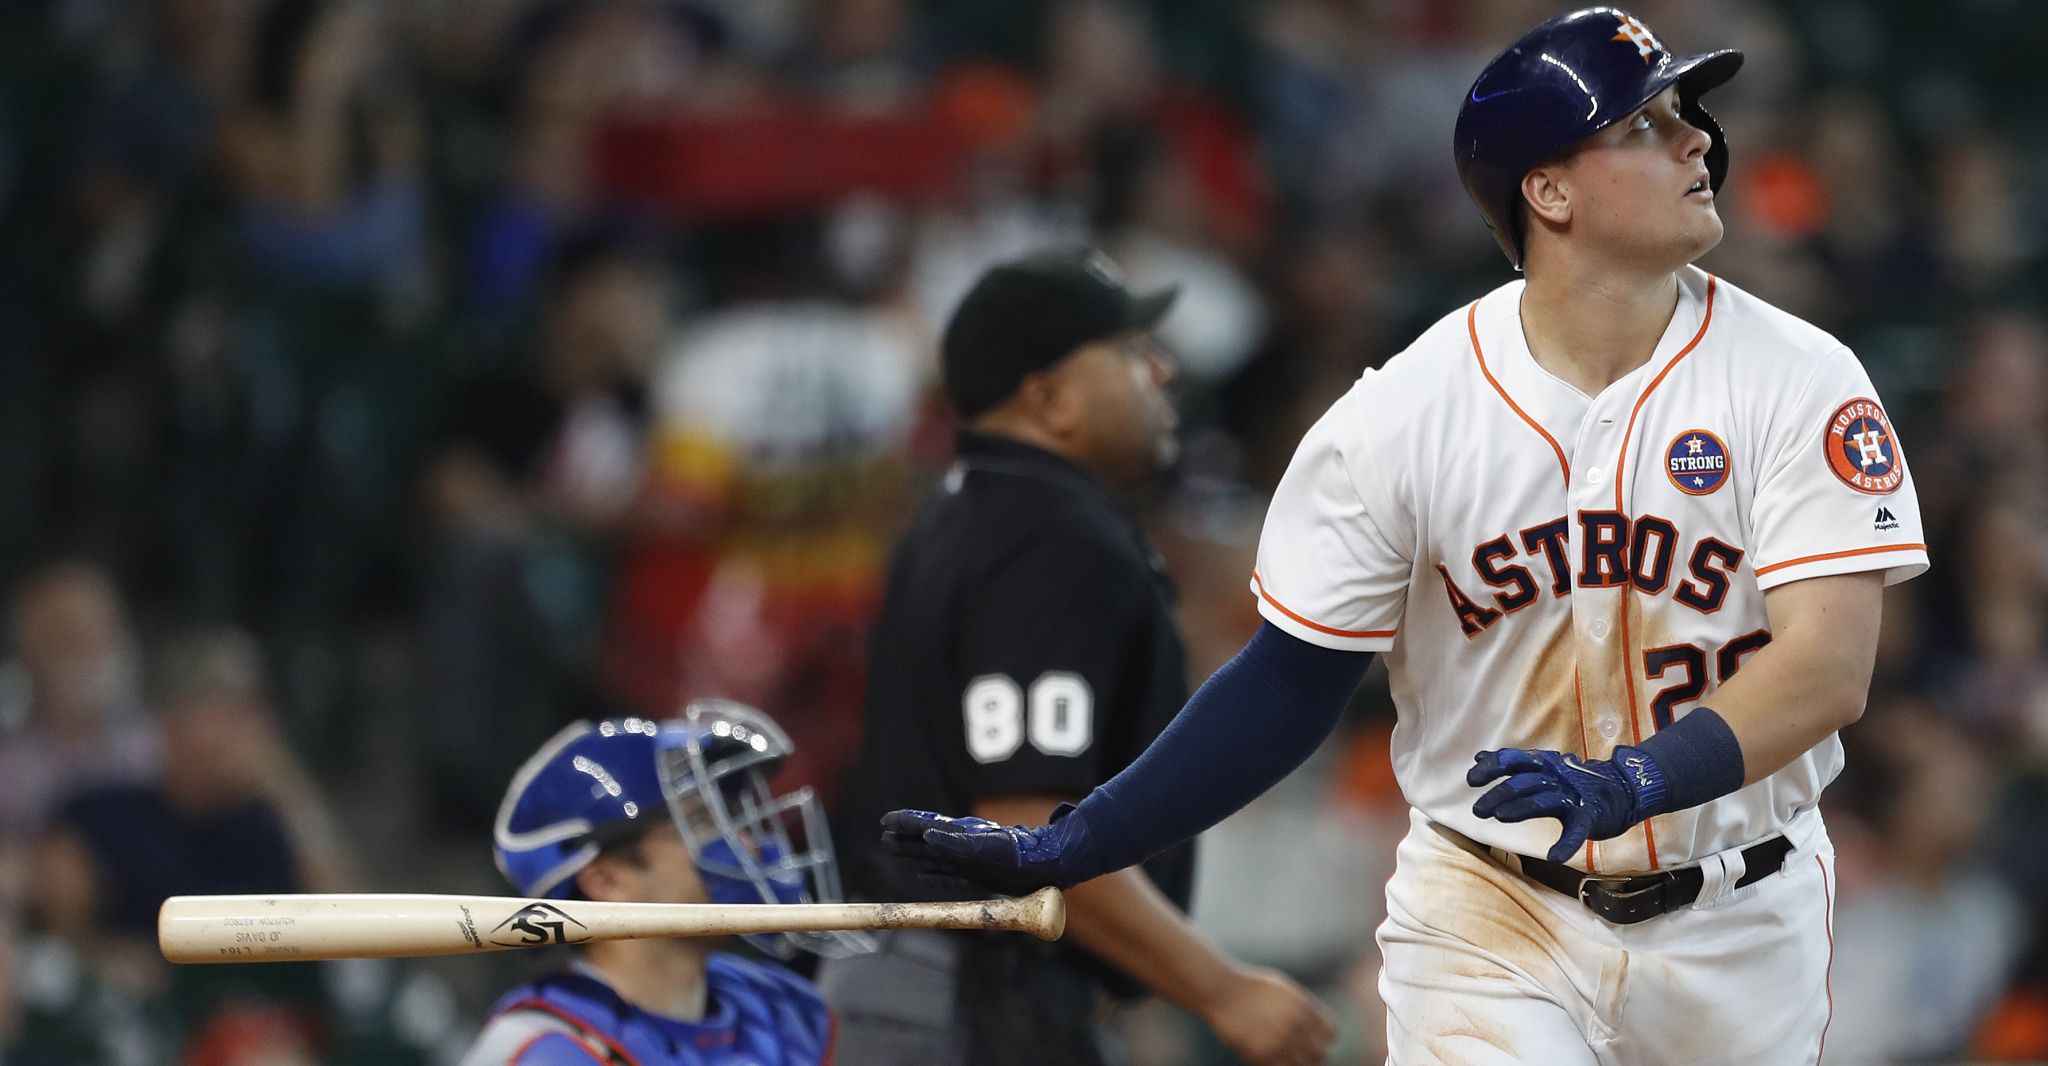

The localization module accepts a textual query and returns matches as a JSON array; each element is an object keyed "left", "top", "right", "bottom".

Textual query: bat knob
[{"left": 1021, "top": 886, "right": 1066, "bottom": 942}]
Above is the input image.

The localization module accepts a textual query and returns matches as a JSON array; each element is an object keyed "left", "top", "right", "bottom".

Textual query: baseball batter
[{"left": 883, "top": 8, "right": 1926, "bottom": 1065}]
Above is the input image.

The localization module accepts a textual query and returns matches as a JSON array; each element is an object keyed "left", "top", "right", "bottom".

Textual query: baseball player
[
  {"left": 883, "top": 8, "right": 1928, "bottom": 1064},
  {"left": 463, "top": 702, "right": 868, "bottom": 1065}
]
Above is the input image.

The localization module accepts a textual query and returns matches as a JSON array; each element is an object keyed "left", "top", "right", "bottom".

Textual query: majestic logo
[
  {"left": 1666, "top": 429, "right": 1730, "bottom": 495},
  {"left": 489, "top": 902, "right": 591, "bottom": 948},
  {"left": 1612, "top": 14, "right": 1663, "bottom": 62},
  {"left": 1824, "top": 397, "right": 1904, "bottom": 495},
  {"left": 1875, "top": 506, "right": 1901, "bottom": 531}
]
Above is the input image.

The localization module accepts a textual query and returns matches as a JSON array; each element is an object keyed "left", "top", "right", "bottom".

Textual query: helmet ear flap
[
  {"left": 1684, "top": 98, "right": 1732, "bottom": 192},
  {"left": 1504, "top": 194, "right": 1529, "bottom": 271}
]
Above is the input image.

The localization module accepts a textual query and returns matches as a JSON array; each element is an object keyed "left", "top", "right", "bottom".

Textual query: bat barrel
[{"left": 159, "top": 894, "right": 524, "bottom": 964}]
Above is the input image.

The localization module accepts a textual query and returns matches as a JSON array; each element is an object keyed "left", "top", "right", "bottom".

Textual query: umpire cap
[
  {"left": 942, "top": 247, "right": 1178, "bottom": 418},
  {"left": 1454, "top": 7, "right": 1743, "bottom": 269}
]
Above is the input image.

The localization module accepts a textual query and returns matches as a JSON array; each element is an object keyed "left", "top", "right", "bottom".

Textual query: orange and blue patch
[
  {"left": 1665, "top": 429, "right": 1730, "bottom": 495},
  {"left": 1824, "top": 397, "right": 1904, "bottom": 495}
]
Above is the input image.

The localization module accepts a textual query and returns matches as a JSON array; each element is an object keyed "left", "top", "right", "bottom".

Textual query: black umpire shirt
[{"left": 841, "top": 431, "right": 1196, "bottom": 925}]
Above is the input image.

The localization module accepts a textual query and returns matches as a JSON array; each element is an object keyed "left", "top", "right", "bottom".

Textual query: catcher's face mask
[{"left": 658, "top": 700, "right": 872, "bottom": 959}]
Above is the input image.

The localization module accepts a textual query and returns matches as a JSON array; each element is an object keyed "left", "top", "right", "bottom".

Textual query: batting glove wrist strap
[
  {"left": 1608, "top": 745, "right": 1671, "bottom": 818},
  {"left": 1630, "top": 706, "right": 1746, "bottom": 812}
]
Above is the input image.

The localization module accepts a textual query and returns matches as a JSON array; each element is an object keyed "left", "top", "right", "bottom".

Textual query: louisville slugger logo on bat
[{"left": 489, "top": 902, "right": 591, "bottom": 947}]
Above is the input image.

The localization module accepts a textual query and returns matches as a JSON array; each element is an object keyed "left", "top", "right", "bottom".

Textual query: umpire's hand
[{"left": 1201, "top": 964, "right": 1336, "bottom": 1066}]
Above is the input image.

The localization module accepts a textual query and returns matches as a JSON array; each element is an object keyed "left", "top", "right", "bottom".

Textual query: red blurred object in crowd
[
  {"left": 179, "top": 1005, "right": 321, "bottom": 1066},
  {"left": 1741, "top": 152, "right": 1831, "bottom": 239},
  {"left": 591, "top": 104, "right": 963, "bottom": 220}
]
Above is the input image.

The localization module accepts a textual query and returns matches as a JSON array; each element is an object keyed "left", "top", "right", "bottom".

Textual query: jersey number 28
[{"left": 1642, "top": 630, "right": 1772, "bottom": 731}]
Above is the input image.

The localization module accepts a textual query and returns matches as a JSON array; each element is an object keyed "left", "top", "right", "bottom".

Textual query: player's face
[
  {"left": 592, "top": 826, "right": 715, "bottom": 906},
  {"left": 1548, "top": 86, "right": 1723, "bottom": 269},
  {"left": 1062, "top": 330, "right": 1180, "bottom": 487}
]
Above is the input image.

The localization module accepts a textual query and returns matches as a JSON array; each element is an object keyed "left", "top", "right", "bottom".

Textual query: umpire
[{"left": 821, "top": 248, "right": 1333, "bottom": 1066}]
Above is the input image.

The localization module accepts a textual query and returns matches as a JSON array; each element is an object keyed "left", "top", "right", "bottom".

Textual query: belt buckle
[{"left": 1576, "top": 873, "right": 1670, "bottom": 926}]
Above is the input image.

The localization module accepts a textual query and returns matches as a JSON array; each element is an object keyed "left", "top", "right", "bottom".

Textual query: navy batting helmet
[{"left": 1454, "top": 7, "right": 1743, "bottom": 268}]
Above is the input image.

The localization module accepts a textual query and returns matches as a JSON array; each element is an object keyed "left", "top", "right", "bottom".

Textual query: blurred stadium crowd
[{"left": 0, "top": 0, "right": 2042, "bottom": 1061}]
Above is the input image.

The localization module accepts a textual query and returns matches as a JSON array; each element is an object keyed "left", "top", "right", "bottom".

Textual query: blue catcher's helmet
[
  {"left": 1454, "top": 7, "right": 1744, "bottom": 269},
  {"left": 493, "top": 701, "right": 870, "bottom": 959}
]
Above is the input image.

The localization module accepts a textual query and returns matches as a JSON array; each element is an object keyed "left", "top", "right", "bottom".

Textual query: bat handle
[{"left": 1016, "top": 886, "right": 1066, "bottom": 942}]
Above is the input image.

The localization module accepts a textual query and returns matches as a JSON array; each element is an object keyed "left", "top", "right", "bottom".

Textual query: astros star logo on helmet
[{"left": 1612, "top": 14, "right": 1662, "bottom": 62}]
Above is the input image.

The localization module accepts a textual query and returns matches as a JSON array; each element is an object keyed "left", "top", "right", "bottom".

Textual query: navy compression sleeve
[{"left": 1062, "top": 622, "right": 1375, "bottom": 879}]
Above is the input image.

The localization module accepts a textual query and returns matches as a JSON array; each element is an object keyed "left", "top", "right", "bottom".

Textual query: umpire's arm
[{"left": 975, "top": 792, "right": 1332, "bottom": 1066}]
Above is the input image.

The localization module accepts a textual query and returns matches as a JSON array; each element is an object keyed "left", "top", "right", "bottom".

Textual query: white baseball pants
[{"left": 1378, "top": 806, "right": 1836, "bottom": 1065}]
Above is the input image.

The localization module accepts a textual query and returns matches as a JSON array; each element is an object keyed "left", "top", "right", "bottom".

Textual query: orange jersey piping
[
  {"left": 1612, "top": 276, "right": 1719, "bottom": 512},
  {"left": 1251, "top": 569, "right": 1397, "bottom": 640},
  {"left": 1609, "top": 275, "right": 1718, "bottom": 870},
  {"left": 1469, "top": 300, "right": 1571, "bottom": 486},
  {"left": 1754, "top": 543, "right": 1927, "bottom": 578},
  {"left": 1818, "top": 855, "right": 1836, "bottom": 1062}
]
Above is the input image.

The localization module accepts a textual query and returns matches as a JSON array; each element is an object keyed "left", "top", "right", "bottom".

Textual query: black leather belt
[{"left": 1512, "top": 835, "right": 1795, "bottom": 925}]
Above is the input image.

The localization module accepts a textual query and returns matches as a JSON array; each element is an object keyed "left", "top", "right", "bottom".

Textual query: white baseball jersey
[{"left": 1252, "top": 266, "right": 1927, "bottom": 873}]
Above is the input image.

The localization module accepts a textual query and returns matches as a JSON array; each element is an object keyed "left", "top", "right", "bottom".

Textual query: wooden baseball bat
[{"left": 158, "top": 887, "right": 1064, "bottom": 964}]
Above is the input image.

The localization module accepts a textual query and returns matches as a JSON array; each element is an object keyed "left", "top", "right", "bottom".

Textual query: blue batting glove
[
  {"left": 1467, "top": 747, "right": 1667, "bottom": 864},
  {"left": 880, "top": 804, "right": 1096, "bottom": 896}
]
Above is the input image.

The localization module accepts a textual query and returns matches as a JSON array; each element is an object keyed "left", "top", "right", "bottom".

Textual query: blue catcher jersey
[{"left": 462, "top": 955, "right": 834, "bottom": 1065}]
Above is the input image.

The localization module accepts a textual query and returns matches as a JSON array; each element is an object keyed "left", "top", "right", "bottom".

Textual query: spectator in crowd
[
  {"left": 465, "top": 0, "right": 716, "bottom": 326},
  {"left": 607, "top": 222, "right": 923, "bottom": 800},
  {"left": 1828, "top": 701, "right": 2028, "bottom": 1062},
  {"left": 219, "top": 0, "right": 427, "bottom": 297},
  {"left": 207, "top": 0, "right": 433, "bottom": 734},
  {"left": 16, "top": 628, "right": 353, "bottom": 1061},
  {"left": 0, "top": 563, "right": 157, "bottom": 843},
  {"left": 417, "top": 227, "right": 668, "bottom": 831},
  {"left": 35, "top": 627, "right": 350, "bottom": 913}
]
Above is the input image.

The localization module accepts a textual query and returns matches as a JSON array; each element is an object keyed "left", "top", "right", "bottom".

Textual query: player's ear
[
  {"left": 575, "top": 850, "right": 635, "bottom": 903},
  {"left": 1522, "top": 166, "right": 1572, "bottom": 227}
]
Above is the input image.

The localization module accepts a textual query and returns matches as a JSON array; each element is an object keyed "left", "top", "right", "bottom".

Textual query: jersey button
[
  {"left": 1589, "top": 619, "right": 1610, "bottom": 640},
  {"left": 1599, "top": 719, "right": 1620, "bottom": 739},
  {"left": 1585, "top": 466, "right": 1606, "bottom": 485}
]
